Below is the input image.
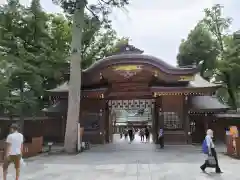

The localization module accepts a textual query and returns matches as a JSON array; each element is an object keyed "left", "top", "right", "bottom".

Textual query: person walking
[
  {"left": 145, "top": 126, "right": 150, "bottom": 142},
  {"left": 124, "top": 128, "right": 128, "bottom": 140},
  {"left": 158, "top": 128, "right": 164, "bottom": 148},
  {"left": 120, "top": 131, "right": 123, "bottom": 139},
  {"left": 128, "top": 127, "right": 133, "bottom": 143},
  {"left": 132, "top": 127, "right": 135, "bottom": 140},
  {"left": 3, "top": 124, "right": 24, "bottom": 180},
  {"left": 140, "top": 128, "right": 145, "bottom": 142},
  {"left": 200, "top": 129, "right": 222, "bottom": 173}
]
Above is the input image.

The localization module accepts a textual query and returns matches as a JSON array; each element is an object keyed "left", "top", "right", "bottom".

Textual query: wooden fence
[{"left": 0, "top": 136, "right": 43, "bottom": 162}]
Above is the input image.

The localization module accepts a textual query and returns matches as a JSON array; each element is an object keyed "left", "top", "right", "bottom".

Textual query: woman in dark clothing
[
  {"left": 124, "top": 129, "right": 128, "bottom": 140},
  {"left": 145, "top": 127, "right": 149, "bottom": 142},
  {"left": 128, "top": 128, "right": 133, "bottom": 142}
]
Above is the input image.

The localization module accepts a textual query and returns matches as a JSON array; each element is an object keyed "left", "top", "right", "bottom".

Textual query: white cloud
[{"left": 1, "top": 0, "right": 239, "bottom": 65}]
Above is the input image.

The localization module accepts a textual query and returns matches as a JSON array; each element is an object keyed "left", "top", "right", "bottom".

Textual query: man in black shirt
[
  {"left": 145, "top": 126, "right": 149, "bottom": 142},
  {"left": 128, "top": 127, "right": 133, "bottom": 142}
]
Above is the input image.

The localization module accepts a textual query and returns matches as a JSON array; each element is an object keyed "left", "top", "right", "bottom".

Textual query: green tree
[
  {"left": 0, "top": 0, "right": 40, "bottom": 130},
  {"left": 53, "top": 0, "right": 130, "bottom": 152},
  {"left": 177, "top": 22, "right": 219, "bottom": 79},
  {"left": 82, "top": 30, "right": 128, "bottom": 68},
  {"left": 202, "top": 4, "right": 237, "bottom": 109},
  {"left": 0, "top": 0, "right": 127, "bottom": 135},
  {"left": 217, "top": 32, "right": 240, "bottom": 106}
]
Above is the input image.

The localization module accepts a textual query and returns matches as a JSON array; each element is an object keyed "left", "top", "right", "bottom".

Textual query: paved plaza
[{"left": 2, "top": 135, "right": 240, "bottom": 180}]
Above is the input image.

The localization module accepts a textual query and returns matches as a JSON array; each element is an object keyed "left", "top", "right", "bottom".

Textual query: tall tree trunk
[
  {"left": 64, "top": 2, "right": 85, "bottom": 153},
  {"left": 8, "top": 90, "right": 13, "bottom": 121},
  {"left": 19, "top": 80, "right": 24, "bottom": 133},
  {"left": 224, "top": 72, "right": 237, "bottom": 109}
]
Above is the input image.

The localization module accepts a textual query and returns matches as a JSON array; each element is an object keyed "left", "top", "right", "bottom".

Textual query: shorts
[{"left": 3, "top": 154, "right": 21, "bottom": 170}]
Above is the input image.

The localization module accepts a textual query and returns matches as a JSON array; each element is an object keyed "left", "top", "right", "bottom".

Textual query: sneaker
[{"left": 200, "top": 167, "right": 205, "bottom": 172}]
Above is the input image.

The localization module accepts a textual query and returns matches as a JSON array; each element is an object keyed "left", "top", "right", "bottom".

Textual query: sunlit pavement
[{"left": 2, "top": 134, "right": 240, "bottom": 180}]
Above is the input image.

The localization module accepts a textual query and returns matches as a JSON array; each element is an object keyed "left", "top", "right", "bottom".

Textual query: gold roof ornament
[
  {"left": 113, "top": 65, "right": 142, "bottom": 71},
  {"left": 113, "top": 65, "right": 142, "bottom": 79},
  {"left": 179, "top": 76, "right": 194, "bottom": 81}
]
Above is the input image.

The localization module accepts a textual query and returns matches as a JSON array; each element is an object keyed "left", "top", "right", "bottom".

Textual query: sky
[{"left": 1, "top": 0, "right": 240, "bottom": 66}]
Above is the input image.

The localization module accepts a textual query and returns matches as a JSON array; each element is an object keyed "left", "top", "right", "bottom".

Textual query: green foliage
[
  {"left": 177, "top": 4, "right": 240, "bottom": 108},
  {"left": 202, "top": 4, "right": 237, "bottom": 109},
  {"left": 202, "top": 4, "right": 232, "bottom": 54},
  {"left": 177, "top": 22, "right": 219, "bottom": 79},
  {"left": 0, "top": 0, "right": 127, "bottom": 122},
  {"left": 53, "top": 0, "right": 129, "bottom": 29}
]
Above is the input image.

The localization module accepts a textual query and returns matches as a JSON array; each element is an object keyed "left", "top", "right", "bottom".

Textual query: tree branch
[
  {"left": 99, "top": 0, "right": 115, "bottom": 5},
  {"left": 86, "top": 6, "right": 100, "bottom": 21}
]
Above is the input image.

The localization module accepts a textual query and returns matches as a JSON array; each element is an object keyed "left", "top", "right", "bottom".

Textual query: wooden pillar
[
  {"left": 152, "top": 99, "right": 156, "bottom": 143},
  {"left": 104, "top": 100, "right": 110, "bottom": 143},
  {"left": 183, "top": 95, "right": 191, "bottom": 144},
  {"left": 153, "top": 96, "right": 163, "bottom": 143},
  {"left": 204, "top": 113, "right": 209, "bottom": 131},
  {"left": 61, "top": 115, "right": 66, "bottom": 142},
  {"left": 100, "top": 99, "right": 106, "bottom": 144},
  {"left": 158, "top": 96, "right": 164, "bottom": 128}
]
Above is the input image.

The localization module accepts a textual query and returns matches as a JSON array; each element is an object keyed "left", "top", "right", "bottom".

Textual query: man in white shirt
[
  {"left": 3, "top": 124, "right": 24, "bottom": 180},
  {"left": 200, "top": 129, "right": 222, "bottom": 173}
]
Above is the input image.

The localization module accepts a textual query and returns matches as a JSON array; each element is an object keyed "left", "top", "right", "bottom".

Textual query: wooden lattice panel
[
  {"left": 159, "top": 111, "right": 182, "bottom": 129},
  {"left": 108, "top": 99, "right": 154, "bottom": 109}
]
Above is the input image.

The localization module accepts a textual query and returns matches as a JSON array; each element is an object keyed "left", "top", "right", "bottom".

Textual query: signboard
[
  {"left": 229, "top": 126, "right": 239, "bottom": 155},
  {"left": 230, "top": 126, "right": 238, "bottom": 137}
]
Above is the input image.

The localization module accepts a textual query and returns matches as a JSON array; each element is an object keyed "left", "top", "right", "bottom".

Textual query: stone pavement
[{"left": 2, "top": 134, "right": 240, "bottom": 180}]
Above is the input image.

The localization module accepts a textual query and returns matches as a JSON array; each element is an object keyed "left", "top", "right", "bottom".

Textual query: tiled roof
[
  {"left": 48, "top": 74, "right": 221, "bottom": 93},
  {"left": 47, "top": 82, "right": 106, "bottom": 93},
  {"left": 189, "top": 74, "right": 221, "bottom": 88},
  {"left": 42, "top": 100, "right": 68, "bottom": 113},
  {"left": 47, "top": 82, "right": 68, "bottom": 92},
  {"left": 83, "top": 53, "right": 198, "bottom": 75}
]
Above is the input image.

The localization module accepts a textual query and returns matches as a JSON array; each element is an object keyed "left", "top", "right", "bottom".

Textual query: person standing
[
  {"left": 200, "top": 129, "right": 222, "bottom": 173},
  {"left": 3, "top": 124, "right": 24, "bottom": 180},
  {"left": 158, "top": 128, "right": 164, "bottom": 148}
]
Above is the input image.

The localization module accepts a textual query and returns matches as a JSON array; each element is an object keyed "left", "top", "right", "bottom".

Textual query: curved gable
[{"left": 83, "top": 54, "right": 198, "bottom": 75}]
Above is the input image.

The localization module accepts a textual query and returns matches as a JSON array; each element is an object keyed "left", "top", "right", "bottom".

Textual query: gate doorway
[{"left": 107, "top": 99, "right": 156, "bottom": 144}]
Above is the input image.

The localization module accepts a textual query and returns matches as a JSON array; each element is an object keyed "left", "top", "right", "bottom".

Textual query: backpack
[{"left": 202, "top": 139, "right": 208, "bottom": 154}]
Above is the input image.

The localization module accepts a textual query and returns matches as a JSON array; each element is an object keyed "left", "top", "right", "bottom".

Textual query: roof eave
[
  {"left": 190, "top": 108, "right": 229, "bottom": 113},
  {"left": 46, "top": 88, "right": 108, "bottom": 93}
]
